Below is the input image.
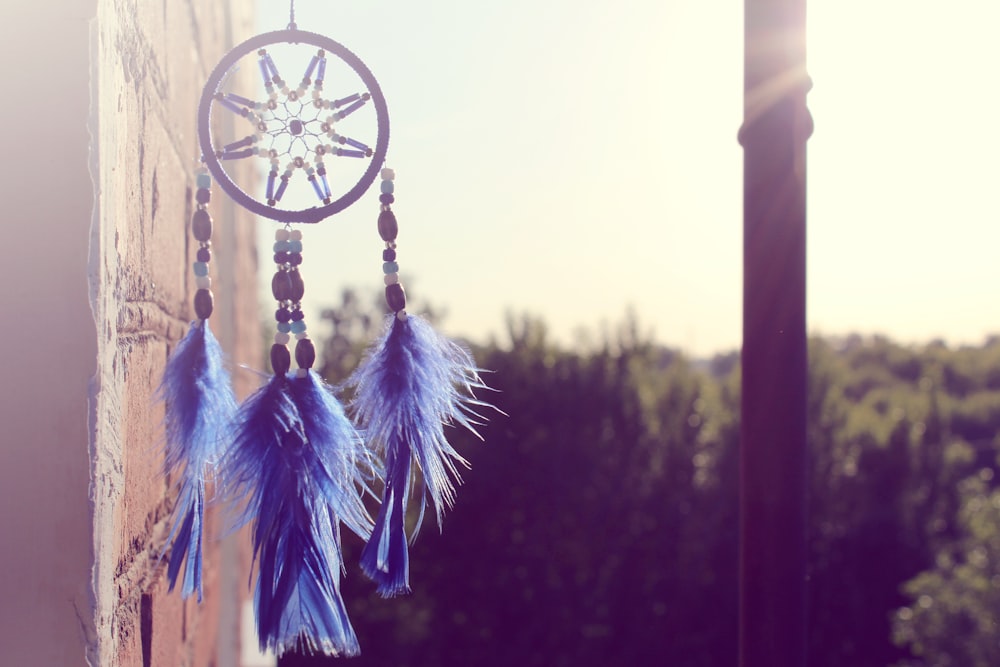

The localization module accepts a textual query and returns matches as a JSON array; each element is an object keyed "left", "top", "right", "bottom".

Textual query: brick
[{"left": 89, "top": 1, "right": 258, "bottom": 665}]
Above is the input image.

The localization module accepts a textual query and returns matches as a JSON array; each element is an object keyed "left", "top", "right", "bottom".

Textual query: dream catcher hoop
[
  {"left": 198, "top": 28, "right": 390, "bottom": 223},
  {"left": 157, "top": 8, "right": 493, "bottom": 660}
]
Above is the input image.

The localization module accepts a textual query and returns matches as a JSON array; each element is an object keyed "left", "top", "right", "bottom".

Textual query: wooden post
[{"left": 740, "top": 0, "right": 811, "bottom": 665}]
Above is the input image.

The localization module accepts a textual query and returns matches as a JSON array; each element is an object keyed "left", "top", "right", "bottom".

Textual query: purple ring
[{"left": 198, "top": 29, "right": 390, "bottom": 224}]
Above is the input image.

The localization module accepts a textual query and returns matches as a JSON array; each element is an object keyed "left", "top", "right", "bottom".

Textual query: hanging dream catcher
[{"left": 158, "top": 9, "right": 492, "bottom": 658}]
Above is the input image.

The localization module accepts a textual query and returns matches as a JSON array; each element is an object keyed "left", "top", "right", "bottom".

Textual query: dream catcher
[{"left": 158, "top": 7, "right": 491, "bottom": 657}]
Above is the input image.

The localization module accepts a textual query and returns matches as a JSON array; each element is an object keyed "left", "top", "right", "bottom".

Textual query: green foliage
[
  {"left": 892, "top": 471, "right": 1000, "bottom": 667},
  {"left": 281, "top": 295, "right": 1000, "bottom": 667},
  {"left": 805, "top": 336, "right": 1000, "bottom": 667}
]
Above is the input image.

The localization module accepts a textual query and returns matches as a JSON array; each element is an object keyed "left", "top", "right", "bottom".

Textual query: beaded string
[
  {"left": 270, "top": 226, "right": 316, "bottom": 377},
  {"left": 191, "top": 169, "right": 215, "bottom": 321},
  {"left": 377, "top": 168, "right": 406, "bottom": 318}
]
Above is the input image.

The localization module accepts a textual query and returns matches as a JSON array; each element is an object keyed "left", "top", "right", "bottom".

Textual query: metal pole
[{"left": 740, "top": 0, "right": 811, "bottom": 665}]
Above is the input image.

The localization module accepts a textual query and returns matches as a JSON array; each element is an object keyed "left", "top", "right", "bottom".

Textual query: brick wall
[
  {"left": 0, "top": 1, "right": 258, "bottom": 665},
  {"left": 89, "top": 1, "right": 259, "bottom": 665}
]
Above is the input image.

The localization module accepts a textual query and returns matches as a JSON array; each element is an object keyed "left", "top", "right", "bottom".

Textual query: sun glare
[{"left": 807, "top": 0, "right": 1000, "bottom": 346}]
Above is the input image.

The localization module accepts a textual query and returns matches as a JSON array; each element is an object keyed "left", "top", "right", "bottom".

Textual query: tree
[
  {"left": 893, "top": 471, "right": 1000, "bottom": 667},
  {"left": 284, "top": 306, "right": 739, "bottom": 666},
  {"left": 282, "top": 298, "right": 1000, "bottom": 667}
]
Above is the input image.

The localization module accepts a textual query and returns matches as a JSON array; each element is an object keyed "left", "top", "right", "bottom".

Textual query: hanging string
[{"left": 288, "top": 0, "right": 297, "bottom": 30}]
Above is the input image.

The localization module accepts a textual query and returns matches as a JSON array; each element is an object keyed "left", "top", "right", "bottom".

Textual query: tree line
[{"left": 281, "top": 291, "right": 1000, "bottom": 667}]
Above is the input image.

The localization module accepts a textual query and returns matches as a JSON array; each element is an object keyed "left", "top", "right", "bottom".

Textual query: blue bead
[
  {"left": 380, "top": 180, "right": 394, "bottom": 194},
  {"left": 383, "top": 261, "right": 399, "bottom": 274},
  {"left": 193, "top": 262, "right": 209, "bottom": 277},
  {"left": 274, "top": 176, "right": 290, "bottom": 202},
  {"left": 266, "top": 170, "right": 277, "bottom": 201},
  {"left": 196, "top": 173, "right": 212, "bottom": 189},
  {"left": 309, "top": 175, "right": 324, "bottom": 200},
  {"left": 276, "top": 322, "right": 292, "bottom": 333},
  {"left": 304, "top": 55, "right": 320, "bottom": 81},
  {"left": 290, "top": 320, "right": 307, "bottom": 334},
  {"left": 288, "top": 240, "right": 303, "bottom": 253},
  {"left": 273, "top": 240, "right": 291, "bottom": 253}
]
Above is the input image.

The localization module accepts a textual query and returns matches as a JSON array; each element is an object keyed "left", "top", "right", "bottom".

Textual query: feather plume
[
  {"left": 158, "top": 320, "right": 236, "bottom": 601},
  {"left": 348, "top": 314, "right": 492, "bottom": 596},
  {"left": 222, "top": 371, "right": 370, "bottom": 657}
]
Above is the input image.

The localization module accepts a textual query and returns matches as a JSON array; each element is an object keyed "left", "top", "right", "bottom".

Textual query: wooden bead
[
  {"left": 270, "top": 344, "right": 291, "bottom": 376},
  {"left": 378, "top": 210, "right": 398, "bottom": 242},
  {"left": 295, "top": 338, "right": 316, "bottom": 370},
  {"left": 288, "top": 270, "right": 305, "bottom": 301},
  {"left": 271, "top": 271, "right": 292, "bottom": 301},
  {"left": 192, "top": 209, "right": 213, "bottom": 242},
  {"left": 385, "top": 283, "right": 406, "bottom": 312},
  {"left": 194, "top": 288, "right": 214, "bottom": 320}
]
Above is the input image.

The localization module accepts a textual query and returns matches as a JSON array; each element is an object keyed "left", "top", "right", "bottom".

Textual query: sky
[{"left": 246, "top": 0, "right": 1000, "bottom": 356}]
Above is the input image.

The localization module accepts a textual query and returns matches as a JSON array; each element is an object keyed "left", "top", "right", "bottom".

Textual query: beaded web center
[{"left": 211, "top": 47, "right": 375, "bottom": 208}]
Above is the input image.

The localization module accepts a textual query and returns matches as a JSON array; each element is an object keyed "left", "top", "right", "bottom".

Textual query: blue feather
[
  {"left": 222, "top": 371, "right": 370, "bottom": 657},
  {"left": 348, "top": 314, "right": 492, "bottom": 596},
  {"left": 158, "top": 320, "right": 236, "bottom": 601}
]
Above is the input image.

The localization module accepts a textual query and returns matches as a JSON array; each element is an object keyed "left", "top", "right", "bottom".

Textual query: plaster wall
[{"left": 0, "top": 2, "right": 99, "bottom": 665}]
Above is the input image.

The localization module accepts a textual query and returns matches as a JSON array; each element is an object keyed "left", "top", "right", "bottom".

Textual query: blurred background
[
  {"left": 283, "top": 295, "right": 1000, "bottom": 667},
  {"left": 249, "top": 1, "right": 1000, "bottom": 665}
]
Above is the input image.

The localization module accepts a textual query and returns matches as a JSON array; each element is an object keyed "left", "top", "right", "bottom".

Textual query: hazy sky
[{"left": 247, "top": 0, "right": 1000, "bottom": 356}]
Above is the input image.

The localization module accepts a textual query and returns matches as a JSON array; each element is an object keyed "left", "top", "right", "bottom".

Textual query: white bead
[
  {"left": 289, "top": 229, "right": 302, "bottom": 241},
  {"left": 257, "top": 148, "right": 268, "bottom": 157},
  {"left": 384, "top": 273, "right": 399, "bottom": 286},
  {"left": 381, "top": 168, "right": 395, "bottom": 180},
  {"left": 396, "top": 310, "right": 408, "bottom": 322},
  {"left": 295, "top": 332, "right": 310, "bottom": 340},
  {"left": 275, "top": 228, "right": 290, "bottom": 241},
  {"left": 296, "top": 88, "right": 306, "bottom": 98},
  {"left": 312, "top": 90, "right": 321, "bottom": 99},
  {"left": 295, "top": 368, "right": 308, "bottom": 378},
  {"left": 274, "top": 332, "right": 291, "bottom": 345},
  {"left": 196, "top": 275, "right": 212, "bottom": 289}
]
